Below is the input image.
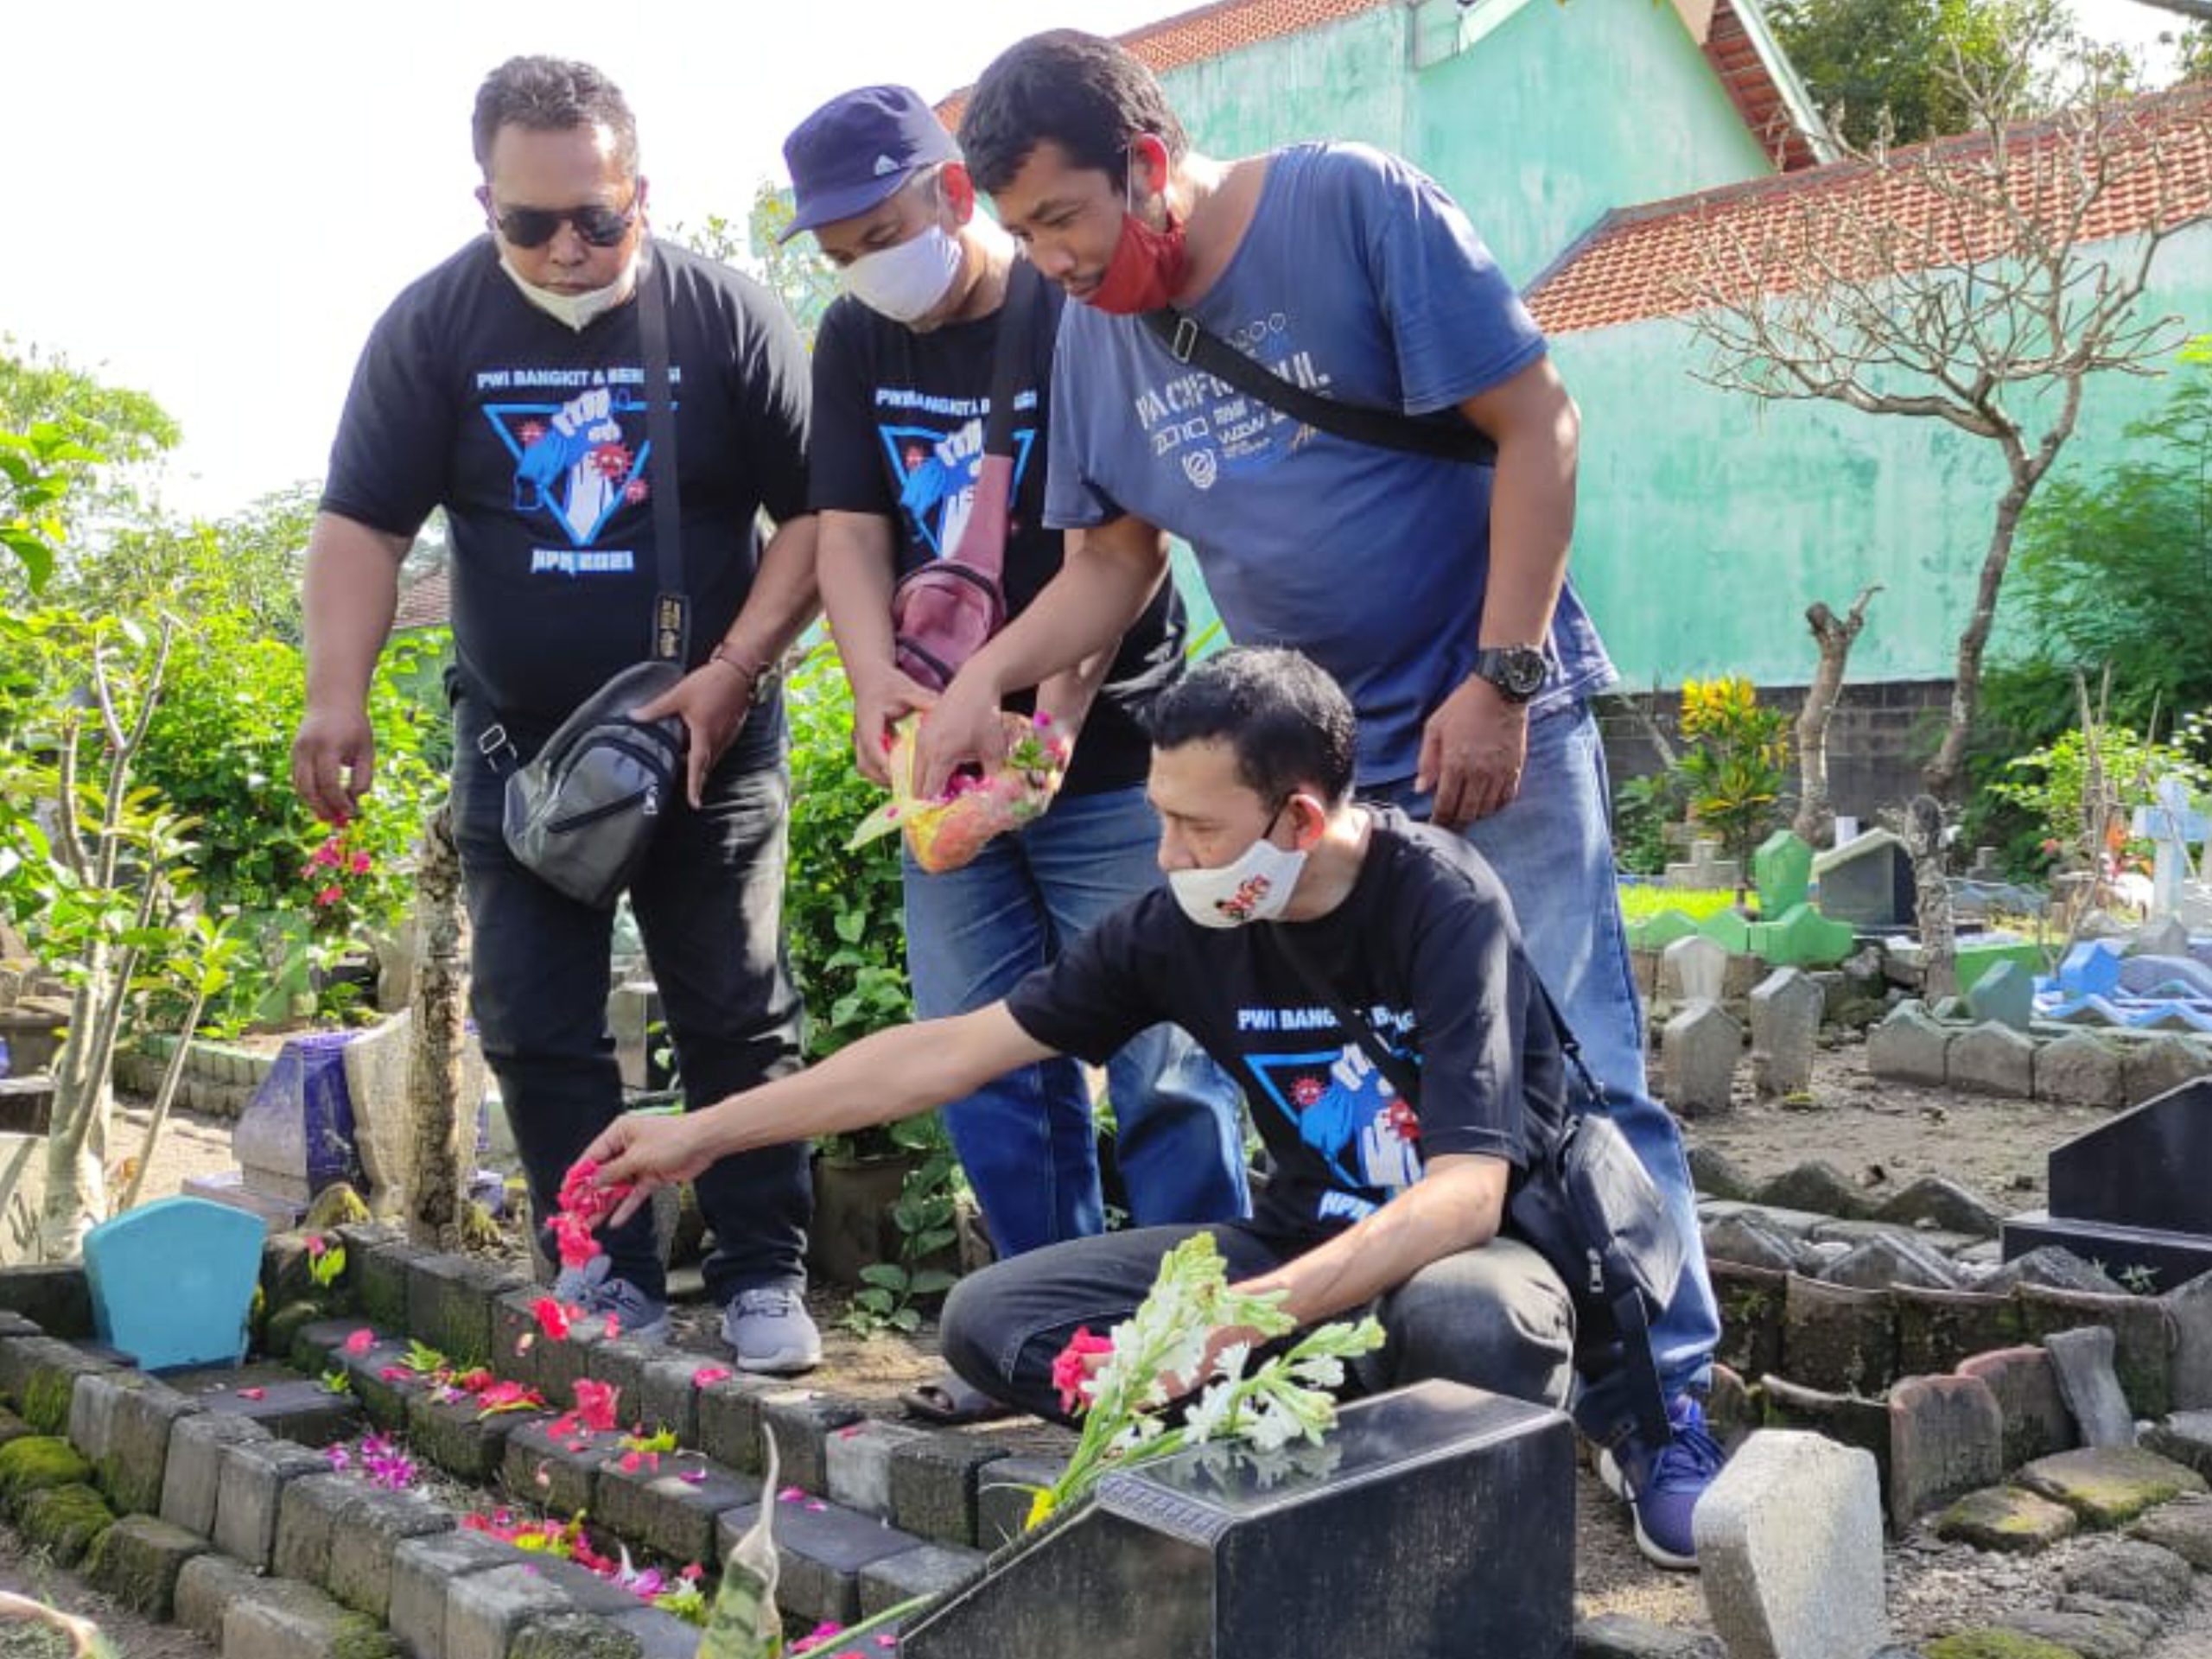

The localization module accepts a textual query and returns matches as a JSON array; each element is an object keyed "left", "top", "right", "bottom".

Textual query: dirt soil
[
  {"left": 86, "top": 1048, "right": 2212, "bottom": 1649},
  {"left": 0, "top": 1525, "right": 214, "bottom": 1658}
]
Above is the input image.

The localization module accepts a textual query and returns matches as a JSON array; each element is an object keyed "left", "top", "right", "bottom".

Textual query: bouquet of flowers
[
  {"left": 848, "top": 710, "right": 1067, "bottom": 874},
  {"left": 1025, "top": 1232, "right": 1385, "bottom": 1529}
]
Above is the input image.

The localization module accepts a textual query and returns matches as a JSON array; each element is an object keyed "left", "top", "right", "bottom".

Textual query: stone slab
[
  {"left": 858, "top": 1538, "right": 987, "bottom": 1618},
  {"left": 388, "top": 1529, "right": 528, "bottom": 1659},
  {"left": 1694, "top": 1428, "right": 1891, "bottom": 1659},
  {"left": 719, "top": 1495, "right": 926, "bottom": 1627},
  {"left": 85, "top": 1512, "right": 210, "bottom": 1618},
  {"left": 2018, "top": 1446, "right": 2209, "bottom": 1527},
  {"left": 404, "top": 1387, "right": 544, "bottom": 1484},
  {"left": 974, "top": 1452, "right": 1066, "bottom": 1550},
  {"left": 158, "top": 1409, "right": 270, "bottom": 1535},
  {"left": 591, "top": 1452, "right": 758, "bottom": 1567},
  {"left": 507, "top": 1611, "right": 649, "bottom": 1659},
  {"left": 174, "top": 1550, "right": 262, "bottom": 1645},
  {"left": 1934, "top": 1485, "right": 2079, "bottom": 1553},
  {"left": 213, "top": 1434, "right": 331, "bottom": 1569},
  {"left": 223, "top": 1572, "right": 396, "bottom": 1659},
  {"left": 326, "top": 1484, "right": 457, "bottom": 1622},
  {"left": 501, "top": 1414, "right": 621, "bottom": 1516},
  {"left": 273, "top": 1471, "right": 373, "bottom": 1584},
  {"left": 825, "top": 1417, "right": 932, "bottom": 1519},
  {"left": 2046, "top": 1325, "right": 2139, "bottom": 1448},
  {"left": 1956, "top": 1346, "right": 2079, "bottom": 1469},
  {"left": 892, "top": 1428, "right": 1014, "bottom": 1548},
  {"left": 759, "top": 1389, "right": 868, "bottom": 1496},
  {"left": 1783, "top": 1274, "right": 1899, "bottom": 1396},
  {"left": 407, "top": 1251, "right": 524, "bottom": 1368},
  {"left": 1888, "top": 1374, "right": 2004, "bottom": 1529},
  {"left": 445, "top": 1561, "right": 584, "bottom": 1659}
]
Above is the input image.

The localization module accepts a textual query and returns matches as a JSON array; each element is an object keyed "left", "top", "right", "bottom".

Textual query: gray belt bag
[{"left": 497, "top": 250, "right": 693, "bottom": 911}]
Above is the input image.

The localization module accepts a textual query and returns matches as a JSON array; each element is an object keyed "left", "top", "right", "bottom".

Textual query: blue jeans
[
  {"left": 903, "top": 784, "right": 1249, "bottom": 1257},
  {"left": 452, "top": 694, "right": 812, "bottom": 1307},
  {"left": 1374, "top": 699, "right": 1718, "bottom": 1434}
]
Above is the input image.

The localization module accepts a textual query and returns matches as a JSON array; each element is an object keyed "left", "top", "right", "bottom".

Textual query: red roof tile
[
  {"left": 392, "top": 564, "right": 450, "bottom": 632},
  {"left": 935, "top": 0, "right": 1817, "bottom": 170},
  {"left": 1526, "top": 84, "right": 2212, "bottom": 337}
]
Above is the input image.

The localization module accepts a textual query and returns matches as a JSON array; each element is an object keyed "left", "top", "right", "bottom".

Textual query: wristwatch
[{"left": 1471, "top": 645, "right": 1548, "bottom": 705}]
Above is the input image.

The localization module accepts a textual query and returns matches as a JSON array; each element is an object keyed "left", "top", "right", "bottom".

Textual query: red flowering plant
[{"left": 299, "top": 824, "right": 379, "bottom": 934}]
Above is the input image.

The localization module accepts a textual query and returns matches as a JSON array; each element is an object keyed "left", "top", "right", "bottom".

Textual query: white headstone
[
  {"left": 1695, "top": 1429, "right": 1891, "bottom": 1659},
  {"left": 1662, "top": 1001, "right": 1741, "bottom": 1116},
  {"left": 1661, "top": 934, "right": 1729, "bottom": 1007},
  {"left": 1749, "top": 968, "right": 1824, "bottom": 1097}
]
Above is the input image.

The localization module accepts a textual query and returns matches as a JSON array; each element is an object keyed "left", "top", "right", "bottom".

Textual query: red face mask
[{"left": 1084, "top": 153, "right": 1188, "bottom": 315}]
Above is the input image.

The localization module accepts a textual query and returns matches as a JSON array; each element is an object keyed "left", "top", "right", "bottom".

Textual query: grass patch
[{"left": 1616, "top": 886, "right": 1747, "bottom": 924}]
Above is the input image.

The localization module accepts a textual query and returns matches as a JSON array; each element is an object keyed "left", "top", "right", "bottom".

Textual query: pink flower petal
[
  {"left": 238, "top": 1387, "right": 265, "bottom": 1401},
  {"left": 342, "top": 1328, "right": 375, "bottom": 1357},
  {"left": 679, "top": 1469, "right": 706, "bottom": 1484},
  {"left": 690, "top": 1365, "right": 732, "bottom": 1388},
  {"left": 778, "top": 1486, "right": 805, "bottom": 1503}
]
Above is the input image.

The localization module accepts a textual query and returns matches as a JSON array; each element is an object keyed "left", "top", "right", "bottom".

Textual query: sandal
[{"left": 901, "top": 1373, "right": 1016, "bottom": 1426}]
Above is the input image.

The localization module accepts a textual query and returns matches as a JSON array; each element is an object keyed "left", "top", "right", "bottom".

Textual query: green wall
[
  {"left": 1160, "top": 0, "right": 1782, "bottom": 288},
  {"left": 1548, "top": 222, "right": 2212, "bottom": 687}
]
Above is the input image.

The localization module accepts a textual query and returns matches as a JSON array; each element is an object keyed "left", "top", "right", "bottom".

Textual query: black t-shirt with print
[
  {"left": 323, "top": 238, "right": 810, "bottom": 724},
  {"left": 806, "top": 275, "right": 1184, "bottom": 798},
  {"left": 1006, "top": 806, "right": 1568, "bottom": 1243}
]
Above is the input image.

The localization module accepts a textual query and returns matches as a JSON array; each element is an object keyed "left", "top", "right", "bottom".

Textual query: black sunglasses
[{"left": 493, "top": 199, "right": 638, "bottom": 250}]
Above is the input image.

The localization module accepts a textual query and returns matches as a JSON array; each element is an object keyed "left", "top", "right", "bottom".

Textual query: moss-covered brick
[
  {"left": 406, "top": 1251, "right": 524, "bottom": 1366},
  {"left": 2017, "top": 1446, "right": 2209, "bottom": 1529},
  {"left": 388, "top": 1529, "right": 528, "bottom": 1659},
  {"left": 86, "top": 1513, "right": 211, "bottom": 1618},
  {"left": 262, "top": 1232, "right": 324, "bottom": 1313},
  {"left": 99, "top": 1375, "right": 200, "bottom": 1515},
  {"left": 892, "top": 1430, "right": 1012, "bottom": 1547},
  {"left": 0, "top": 1263, "right": 92, "bottom": 1338},
  {"left": 2016, "top": 1285, "right": 2176, "bottom": 1420},
  {"left": 175, "top": 1550, "right": 262, "bottom": 1644},
  {"left": 592, "top": 1454, "right": 758, "bottom": 1567},
  {"left": 635, "top": 1357, "right": 707, "bottom": 1448},
  {"left": 586, "top": 1338, "right": 658, "bottom": 1425},
  {"left": 222, "top": 1573, "right": 399, "bottom": 1659},
  {"left": 1710, "top": 1262, "right": 1787, "bottom": 1381},
  {"left": 1935, "top": 1486, "right": 2079, "bottom": 1553},
  {"left": 1782, "top": 1274, "right": 1900, "bottom": 1396},
  {"left": 326, "top": 1485, "right": 455, "bottom": 1623},
  {"left": 159, "top": 1410, "right": 269, "bottom": 1535},
  {"left": 341, "top": 1337, "right": 434, "bottom": 1433},
  {"left": 264, "top": 1298, "right": 331, "bottom": 1363},
  {"left": 501, "top": 1414, "right": 620, "bottom": 1516},
  {"left": 695, "top": 1373, "right": 786, "bottom": 1474},
  {"left": 510, "top": 1611, "right": 649, "bottom": 1659},
  {"left": 533, "top": 1311, "right": 615, "bottom": 1410},
  {"left": 1924, "top": 1631, "right": 2081, "bottom": 1659},
  {"left": 0, "top": 1433, "right": 92, "bottom": 1513},
  {"left": 275, "top": 1472, "right": 374, "bottom": 1585},
  {"left": 213, "top": 1434, "right": 330, "bottom": 1569},
  {"left": 292, "top": 1315, "right": 376, "bottom": 1374},
  {"left": 975, "top": 1453, "right": 1067, "bottom": 1551},
  {"left": 4, "top": 1338, "right": 113, "bottom": 1435},
  {"left": 404, "top": 1386, "right": 543, "bottom": 1483},
  {"left": 759, "top": 1389, "right": 868, "bottom": 1496},
  {"left": 352, "top": 1236, "right": 430, "bottom": 1333},
  {"left": 20, "top": 1479, "right": 113, "bottom": 1565}
]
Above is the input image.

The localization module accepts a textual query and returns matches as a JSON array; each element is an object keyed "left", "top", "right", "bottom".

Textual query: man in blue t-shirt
[{"left": 915, "top": 29, "right": 1722, "bottom": 1568}]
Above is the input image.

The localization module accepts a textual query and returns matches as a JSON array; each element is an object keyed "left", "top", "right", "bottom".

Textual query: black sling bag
[{"left": 1272, "top": 925, "right": 1682, "bottom": 1453}]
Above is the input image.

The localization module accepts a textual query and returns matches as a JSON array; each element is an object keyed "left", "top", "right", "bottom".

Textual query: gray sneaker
[
  {"left": 553, "top": 1255, "right": 671, "bottom": 1345},
  {"left": 721, "top": 1286, "right": 823, "bottom": 1376}
]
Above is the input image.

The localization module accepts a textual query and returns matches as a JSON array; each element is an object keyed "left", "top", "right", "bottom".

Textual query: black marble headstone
[
  {"left": 2002, "top": 1077, "right": 2212, "bottom": 1284},
  {"left": 899, "top": 1380, "right": 1574, "bottom": 1659}
]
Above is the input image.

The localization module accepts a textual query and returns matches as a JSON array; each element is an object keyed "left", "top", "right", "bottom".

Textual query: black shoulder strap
[
  {"left": 638, "top": 246, "right": 688, "bottom": 664},
  {"left": 982, "top": 261, "right": 1046, "bottom": 461},
  {"left": 1274, "top": 920, "right": 1605, "bottom": 1111},
  {"left": 1140, "top": 307, "right": 1497, "bottom": 466}
]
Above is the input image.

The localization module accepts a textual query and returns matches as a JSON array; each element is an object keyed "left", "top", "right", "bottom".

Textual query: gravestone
[
  {"left": 1695, "top": 1429, "right": 1889, "bottom": 1659},
  {"left": 1748, "top": 903, "right": 1855, "bottom": 969},
  {"left": 84, "top": 1197, "right": 264, "bottom": 1371},
  {"left": 232, "top": 1033, "right": 362, "bottom": 1205},
  {"left": 1661, "top": 936, "right": 1728, "bottom": 1007},
  {"left": 1666, "top": 838, "right": 1741, "bottom": 895},
  {"left": 1968, "top": 846, "right": 2003, "bottom": 881},
  {"left": 1662, "top": 1003, "right": 1741, "bottom": 1116},
  {"left": 1753, "top": 830, "right": 1814, "bottom": 918},
  {"left": 1748, "top": 969, "right": 1822, "bottom": 1097},
  {"left": 1811, "top": 828, "right": 1915, "bottom": 931},
  {"left": 900, "top": 1382, "right": 1574, "bottom": 1659},
  {"left": 2133, "top": 918, "right": 2192, "bottom": 963},
  {"left": 609, "top": 982, "right": 673, "bottom": 1093},
  {"left": 339, "top": 1013, "right": 491, "bottom": 1210},
  {"left": 1966, "top": 961, "right": 2034, "bottom": 1033},
  {"left": 2003, "top": 1077, "right": 2212, "bottom": 1287},
  {"left": 2058, "top": 940, "right": 2126, "bottom": 1000},
  {"left": 2134, "top": 778, "right": 2209, "bottom": 922}
]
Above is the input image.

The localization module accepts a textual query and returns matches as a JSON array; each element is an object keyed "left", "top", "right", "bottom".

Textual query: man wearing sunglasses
[{"left": 291, "top": 55, "right": 826, "bottom": 1375}]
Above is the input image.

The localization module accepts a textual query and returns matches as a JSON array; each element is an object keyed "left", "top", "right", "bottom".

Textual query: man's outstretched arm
[
  {"left": 582, "top": 1004, "right": 1057, "bottom": 1222},
  {"left": 291, "top": 512, "right": 410, "bottom": 824}
]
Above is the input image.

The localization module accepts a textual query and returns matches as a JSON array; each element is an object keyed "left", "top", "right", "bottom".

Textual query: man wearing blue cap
[{"left": 782, "top": 85, "right": 1249, "bottom": 1420}]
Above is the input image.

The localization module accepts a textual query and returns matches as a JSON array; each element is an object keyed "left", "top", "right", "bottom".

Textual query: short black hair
[
  {"left": 472, "top": 56, "right": 639, "bottom": 178},
  {"left": 958, "top": 29, "right": 1188, "bottom": 195},
  {"left": 1146, "top": 648, "right": 1357, "bottom": 806}
]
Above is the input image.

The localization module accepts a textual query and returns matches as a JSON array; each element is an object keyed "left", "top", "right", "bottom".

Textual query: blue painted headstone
[
  {"left": 84, "top": 1196, "right": 265, "bottom": 1371},
  {"left": 233, "top": 1031, "right": 363, "bottom": 1204},
  {"left": 2058, "top": 940, "right": 2125, "bottom": 1000}
]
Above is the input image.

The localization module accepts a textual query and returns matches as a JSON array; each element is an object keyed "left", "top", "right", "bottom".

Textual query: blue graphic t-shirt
[
  {"left": 1045, "top": 143, "right": 1618, "bottom": 786},
  {"left": 807, "top": 273, "right": 1183, "bottom": 797},
  {"left": 324, "top": 240, "right": 810, "bottom": 722},
  {"left": 1006, "top": 808, "right": 1568, "bottom": 1243}
]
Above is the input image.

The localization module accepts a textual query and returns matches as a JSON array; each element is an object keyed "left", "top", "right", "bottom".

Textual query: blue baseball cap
[{"left": 780, "top": 85, "right": 960, "bottom": 243}]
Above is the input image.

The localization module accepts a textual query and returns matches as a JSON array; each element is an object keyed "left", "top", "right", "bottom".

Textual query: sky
[{"left": 3, "top": 0, "right": 2190, "bottom": 522}]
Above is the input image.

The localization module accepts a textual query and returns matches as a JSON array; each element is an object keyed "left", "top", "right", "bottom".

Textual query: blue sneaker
[
  {"left": 1595, "top": 1395, "right": 1725, "bottom": 1569},
  {"left": 553, "top": 1255, "right": 671, "bottom": 1345}
]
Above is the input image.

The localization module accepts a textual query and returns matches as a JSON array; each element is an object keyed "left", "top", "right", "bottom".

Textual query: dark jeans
[
  {"left": 452, "top": 693, "right": 811, "bottom": 1305},
  {"left": 938, "top": 1222, "right": 1574, "bottom": 1424}
]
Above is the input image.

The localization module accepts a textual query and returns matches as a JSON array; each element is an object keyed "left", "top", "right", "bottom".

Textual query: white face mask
[
  {"left": 499, "top": 251, "right": 639, "bottom": 332},
  {"left": 1168, "top": 823, "right": 1309, "bottom": 929},
  {"left": 842, "top": 224, "right": 963, "bottom": 323}
]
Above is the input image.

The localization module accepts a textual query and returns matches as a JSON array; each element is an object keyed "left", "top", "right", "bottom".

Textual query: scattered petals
[
  {"left": 679, "top": 1469, "right": 706, "bottom": 1484},
  {"left": 238, "top": 1387, "right": 266, "bottom": 1401},
  {"left": 531, "top": 1298, "right": 575, "bottom": 1344},
  {"left": 572, "top": 1378, "right": 620, "bottom": 1434},
  {"left": 342, "top": 1328, "right": 375, "bottom": 1357},
  {"left": 778, "top": 1486, "right": 805, "bottom": 1503},
  {"left": 690, "top": 1365, "right": 731, "bottom": 1389}
]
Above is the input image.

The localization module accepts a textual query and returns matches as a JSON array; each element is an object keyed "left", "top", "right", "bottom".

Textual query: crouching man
[{"left": 582, "top": 646, "right": 1578, "bottom": 1420}]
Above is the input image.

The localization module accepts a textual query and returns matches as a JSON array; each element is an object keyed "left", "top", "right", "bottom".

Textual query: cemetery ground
[{"left": 0, "top": 1043, "right": 2196, "bottom": 1657}]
